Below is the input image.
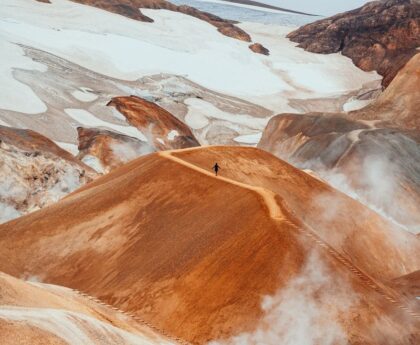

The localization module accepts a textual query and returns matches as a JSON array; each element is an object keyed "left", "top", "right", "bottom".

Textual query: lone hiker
[{"left": 213, "top": 163, "right": 220, "bottom": 176}]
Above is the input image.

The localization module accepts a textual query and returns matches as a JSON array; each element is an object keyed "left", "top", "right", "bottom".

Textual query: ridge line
[
  {"left": 159, "top": 150, "right": 283, "bottom": 219},
  {"left": 160, "top": 149, "right": 420, "bottom": 320}
]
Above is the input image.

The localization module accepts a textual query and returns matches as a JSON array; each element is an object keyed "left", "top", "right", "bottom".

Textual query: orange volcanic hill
[
  {"left": 0, "top": 146, "right": 419, "bottom": 344},
  {"left": 108, "top": 96, "right": 200, "bottom": 151}
]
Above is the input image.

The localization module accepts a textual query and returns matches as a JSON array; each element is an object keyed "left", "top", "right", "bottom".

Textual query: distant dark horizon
[
  {"left": 220, "top": 0, "right": 319, "bottom": 16},
  {"left": 219, "top": 0, "right": 371, "bottom": 16}
]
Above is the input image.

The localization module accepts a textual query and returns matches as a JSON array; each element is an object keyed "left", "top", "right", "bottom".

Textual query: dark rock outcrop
[
  {"left": 72, "top": 0, "right": 154, "bottom": 21},
  {"left": 287, "top": 0, "right": 420, "bottom": 87},
  {"left": 249, "top": 43, "right": 270, "bottom": 55},
  {"left": 221, "top": 0, "right": 318, "bottom": 16},
  {"left": 38, "top": 0, "right": 254, "bottom": 42}
]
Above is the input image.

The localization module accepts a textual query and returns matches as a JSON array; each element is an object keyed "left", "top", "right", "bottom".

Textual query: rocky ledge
[{"left": 287, "top": 0, "right": 420, "bottom": 87}]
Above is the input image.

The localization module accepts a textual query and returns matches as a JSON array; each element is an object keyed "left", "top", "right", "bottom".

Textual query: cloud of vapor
[
  {"left": 0, "top": 201, "right": 21, "bottom": 224},
  {"left": 316, "top": 155, "right": 418, "bottom": 234},
  {"left": 110, "top": 141, "right": 154, "bottom": 164},
  {"left": 292, "top": 143, "right": 419, "bottom": 235},
  {"left": 210, "top": 252, "right": 356, "bottom": 345}
]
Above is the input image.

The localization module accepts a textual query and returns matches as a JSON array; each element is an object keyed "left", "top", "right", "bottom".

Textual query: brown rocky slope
[
  {"left": 107, "top": 95, "right": 200, "bottom": 151},
  {"left": 77, "top": 127, "right": 155, "bottom": 174},
  {"left": 349, "top": 52, "right": 420, "bottom": 129},
  {"left": 0, "top": 146, "right": 418, "bottom": 344},
  {"left": 0, "top": 125, "right": 96, "bottom": 223},
  {"left": 258, "top": 53, "right": 420, "bottom": 233},
  {"left": 287, "top": 0, "right": 420, "bottom": 87},
  {"left": 76, "top": 96, "right": 199, "bottom": 173}
]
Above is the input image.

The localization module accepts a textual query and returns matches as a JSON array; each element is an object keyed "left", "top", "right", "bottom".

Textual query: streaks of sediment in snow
[
  {"left": 0, "top": 306, "right": 159, "bottom": 345},
  {"left": 0, "top": 39, "right": 47, "bottom": 114},
  {"left": 64, "top": 108, "right": 147, "bottom": 142}
]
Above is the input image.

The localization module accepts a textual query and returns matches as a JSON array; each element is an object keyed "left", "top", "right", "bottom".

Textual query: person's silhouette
[{"left": 213, "top": 163, "right": 220, "bottom": 176}]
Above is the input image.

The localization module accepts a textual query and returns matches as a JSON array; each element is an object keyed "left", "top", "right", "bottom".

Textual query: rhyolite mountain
[
  {"left": 288, "top": 0, "right": 420, "bottom": 87},
  {"left": 259, "top": 53, "right": 420, "bottom": 233},
  {"left": 0, "top": 146, "right": 419, "bottom": 344}
]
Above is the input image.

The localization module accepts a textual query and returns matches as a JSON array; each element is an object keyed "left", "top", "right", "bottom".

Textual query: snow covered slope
[
  {"left": 0, "top": 0, "right": 380, "bottom": 149},
  {"left": 171, "top": 0, "right": 317, "bottom": 25}
]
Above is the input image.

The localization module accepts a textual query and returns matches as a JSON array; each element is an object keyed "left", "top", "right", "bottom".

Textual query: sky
[{"left": 253, "top": 0, "right": 372, "bottom": 16}]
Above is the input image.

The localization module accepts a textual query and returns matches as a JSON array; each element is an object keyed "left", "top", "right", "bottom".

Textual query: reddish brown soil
[
  {"left": 0, "top": 146, "right": 418, "bottom": 343},
  {"left": 107, "top": 96, "right": 200, "bottom": 151}
]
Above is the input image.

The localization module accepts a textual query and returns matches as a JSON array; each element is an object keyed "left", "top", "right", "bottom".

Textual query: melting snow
[
  {"left": 184, "top": 110, "right": 210, "bottom": 130},
  {"left": 81, "top": 155, "right": 105, "bottom": 174},
  {"left": 0, "top": 306, "right": 165, "bottom": 345},
  {"left": 54, "top": 141, "right": 79, "bottom": 156},
  {"left": 0, "top": 118, "right": 11, "bottom": 127},
  {"left": 71, "top": 87, "right": 98, "bottom": 102},
  {"left": 167, "top": 130, "right": 179, "bottom": 141},
  {"left": 343, "top": 98, "right": 373, "bottom": 112},
  {"left": 0, "top": 39, "right": 47, "bottom": 114},
  {"left": 0, "top": 1, "right": 281, "bottom": 97},
  {"left": 0, "top": 0, "right": 379, "bottom": 115},
  {"left": 233, "top": 132, "right": 263, "bottom": 145},
  {"left": 0, "top": 202, "right": 21, "bottom": 224},
  {"left": 65, "top": 108, "right": 147, "bottom": 142},
  {"left": 185, "top": 98, "right": 268, "bottom": 129}
]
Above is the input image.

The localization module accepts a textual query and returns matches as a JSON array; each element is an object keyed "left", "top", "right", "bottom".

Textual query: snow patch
[
  {"left": 64, "top": 108, "right": 147, "bottom": 142},
  {"left": 0, "top": 118, "right": 11, "bottom": 127},
  {"left": 0, "top": 39, "right": 47, "bottom": 114},
  {"left": 233, "top": 132, "right": 262, "bottom": 145},
  {"left": 0, "top": 0, "right": 380, "bottom": 115},
  {"left": 343, "top": 98, "right": 372, "bottom": 112},
  {"left": 185, "top": 110, "right": 210, "bottom": 130},
  {"left": 0, "top": 2, "right": 281, "bottom": 97},
  {"left": 0, "top": 202, "right": 21, "bottom": 224},
  {"left": 167, "top": 130, "right": 179, "bottom": 141},
  {"left": 71, "top": 88, "right": 98, "bottom": 102},
  {"left": 54, "top": 141, "right": 79, "bottom": 156},
  {"left": 185, "top": 98, "right": 268, "bottom": 129},
  {"left": 81, "top": 155, "right": 105, "bottom": 174}
]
